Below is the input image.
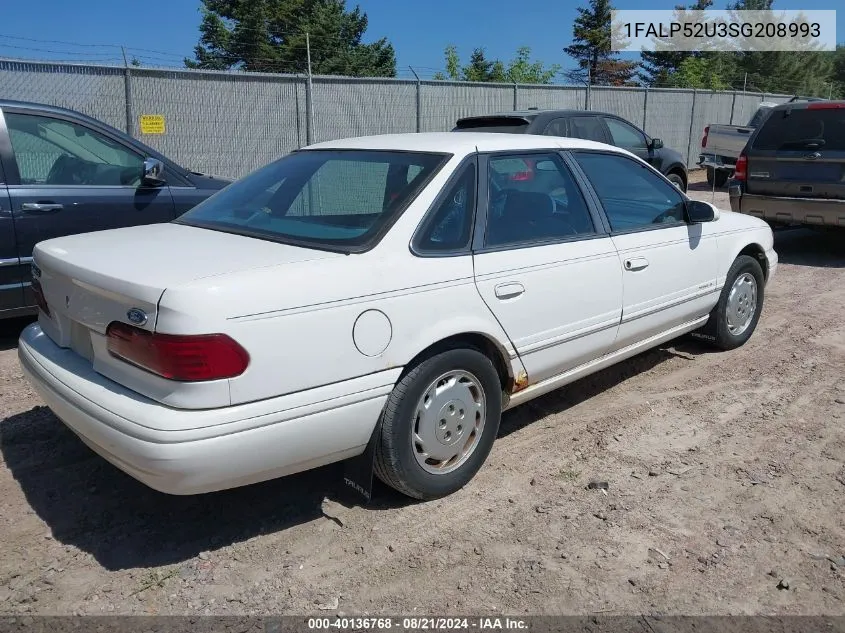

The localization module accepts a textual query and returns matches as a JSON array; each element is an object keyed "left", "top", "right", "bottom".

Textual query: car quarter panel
[
  {"left": 155, "top": 251, "right": 523, "bottom": 406},
  {"left": 709, "top": 210, "right": 776, "bottom": 286}
]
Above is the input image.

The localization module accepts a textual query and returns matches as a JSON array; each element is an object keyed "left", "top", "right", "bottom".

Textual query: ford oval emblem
[{"left": 126, "top": 308, "right": 148, "bottom": 326}]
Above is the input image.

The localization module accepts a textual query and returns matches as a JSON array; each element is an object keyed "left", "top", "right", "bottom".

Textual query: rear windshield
[
  {"left": 176, "top": 149, "right": 449, "bottom": 251},
  {"left": 752, "top": 108, "right": 845, "bottom": 151},
  {"left": 453, "top": 117, "right": 530, "bottom": 134}
]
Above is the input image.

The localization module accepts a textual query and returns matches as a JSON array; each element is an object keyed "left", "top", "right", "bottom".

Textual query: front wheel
[
  {"left": 374, "top": 348, "right": 502, "bottom": 500},
  {"left": 696, "top": 255, "right": 765, "bottom": 350}
]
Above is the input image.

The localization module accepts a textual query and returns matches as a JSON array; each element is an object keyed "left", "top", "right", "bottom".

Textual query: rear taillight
[
  {"left": 31, "top": 279, "right": 50, "bottom": 317},
  {"left": 701, "top": 125, "right": 709, "bottom": 148},
  {"left": 734, "top": 153, "right": 748, "bottom": 181},
  {"left": 106, "top": 322, "right": 249, "bottom": 382}
]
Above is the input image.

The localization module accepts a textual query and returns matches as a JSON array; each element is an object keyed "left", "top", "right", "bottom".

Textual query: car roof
[
  {"left": 457, "top": 109, "right": 616, "bottom": 120},
  {"left": 303, "top": 132, "right": 623, "bottom": 156},
  {"left": 769, "top": 100, "right": 845, "bottom": 112},
  {"left": 0, "top": 98, "right": 108, "bottom": 121}
]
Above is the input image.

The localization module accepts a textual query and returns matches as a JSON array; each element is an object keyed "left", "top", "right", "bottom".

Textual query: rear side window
[
  {"left": 178, "top": 149, "right": 448, "bottom": 250},
  {"left": 568, "top": 116, "right": 608, "bottom": 143},
  {"left": 753, "top": 109, "right": 845, "bottom": 151}
]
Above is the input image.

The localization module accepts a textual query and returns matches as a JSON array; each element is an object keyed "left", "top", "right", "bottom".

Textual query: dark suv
[
  {"left": 729, "top": 101, "right": 845, "bottom": 228},
  {"left": 452, "top": 109, "right": 689, "bottom": 191},
  {"left": 0, "top": 100, "right": 231, "bottom": 319}
]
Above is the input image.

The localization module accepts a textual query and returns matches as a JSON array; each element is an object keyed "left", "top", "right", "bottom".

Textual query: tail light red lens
[
  {"left": 734, "top": 153, "right": 748, "bottom": 181},
  {"left": 701, "top": 125, "right": 709, "bottom": 148},
  {"left": 106, "top": 322, "right": 249, "bottom": 382},
  {"left": 31, "top": 279, "right": 51, "bottom": 317}
]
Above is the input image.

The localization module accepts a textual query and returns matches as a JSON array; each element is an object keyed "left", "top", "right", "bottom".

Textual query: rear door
[
  {"left": 745, "top": 104, "right": 845, "bottom": 200},
  {"left": 472, "top": 151, "right": 622, "bottom": 384},
  {"left": 3, "top": 107, "right": 178, "bottom": 307},
  {"left": 0, "top": 110, "right": 22, "bottom": 312}
]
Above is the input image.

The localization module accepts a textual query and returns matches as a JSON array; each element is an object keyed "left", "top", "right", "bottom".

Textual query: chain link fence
[{"left": 0, "top": 59, "right": 793, "bottom": 179}]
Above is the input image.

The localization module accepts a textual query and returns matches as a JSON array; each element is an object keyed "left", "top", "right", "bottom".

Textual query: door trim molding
[{"left": 504, "top": 315, "right": 709, "bottom": 410}]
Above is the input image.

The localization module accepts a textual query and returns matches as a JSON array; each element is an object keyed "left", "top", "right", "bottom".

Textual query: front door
[
  {"left": 571, "top": 150, "right": 719, "bottom": 351},
  {"left": 2, "top": 109, "right": 177, "bottom": 307},
  {"left": 472, "top": 151, "right": 623, "bottom": 384},
  {"left": 602, "top": 116, "right": 656, "bottom": 167}
]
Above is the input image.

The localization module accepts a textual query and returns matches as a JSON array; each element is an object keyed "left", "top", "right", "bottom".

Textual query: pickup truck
[{"left": 698, "top": 102, "right": 778, "bottom": 187}]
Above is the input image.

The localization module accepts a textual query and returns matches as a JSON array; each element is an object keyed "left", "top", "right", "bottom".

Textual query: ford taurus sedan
[{"left": 18, "top": 133, "right": 777, "bottom": 501}]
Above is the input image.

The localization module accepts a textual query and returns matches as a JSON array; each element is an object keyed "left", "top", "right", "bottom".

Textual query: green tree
[
  {"left": 564, "top": 0, "right": 638, "bottom": 85},
  {"left": 832, "top": 45, "right": 845, "bottom": 98},
  {"left": 505, "top": 47, "right": 561, "bottom": 84},
  {"left": 672, "top": 55, "right": 733, "bottom": 90},
  {"left": 463, "top": 48, "right": 497, "bottom": 82},
  {"left": 185, "top": 0, "right": 396, "bottom": 77},
  {"left": 639, "top": 0, "right": 715, "bottom": 86},
  {"left": 434, "top": 46, "right": 559, "bottom": 84}
]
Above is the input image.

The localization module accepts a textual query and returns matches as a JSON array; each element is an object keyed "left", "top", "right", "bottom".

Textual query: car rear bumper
[
  {"left": 18, "top": 323, "right": 396, "bottom": 495},
  {"left": 729, "top": 190, "right": 845, "bottom": 227}
]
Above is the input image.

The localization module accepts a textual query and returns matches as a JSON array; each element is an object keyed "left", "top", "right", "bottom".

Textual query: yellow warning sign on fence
[{"left": 139, "top": 114, "right": 166, "bottom": 135}]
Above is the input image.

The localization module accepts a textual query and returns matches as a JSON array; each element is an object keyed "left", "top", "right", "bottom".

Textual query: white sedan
[{"left": 18, "top": 132, "right": 777, "bottom": 500}]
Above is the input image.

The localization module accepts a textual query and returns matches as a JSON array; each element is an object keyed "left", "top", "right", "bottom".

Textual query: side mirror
[
  {"left": 686, "top": 200, "right": 719, "bottom": 223},
  {"left": 142, "top": 157, "right": 166, "bottom": 187},
  {"left": 650, "top": 138, "right": 664, "bottom": 150}
]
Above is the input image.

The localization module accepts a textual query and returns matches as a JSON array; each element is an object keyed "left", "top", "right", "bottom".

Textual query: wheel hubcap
[
  {"left": 412, "top": 370, "right": 486, "bottom": 475},
  {"left": 725, "top": 272, "right": 758, "bottom": 336}
]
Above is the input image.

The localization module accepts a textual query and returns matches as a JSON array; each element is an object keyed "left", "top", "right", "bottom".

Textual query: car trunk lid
[{"left": 32, "top": 222, "right": 341, "bottom": 360}]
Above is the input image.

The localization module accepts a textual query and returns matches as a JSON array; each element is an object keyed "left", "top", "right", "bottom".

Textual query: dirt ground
[{"left": 0, "top": 170, "right": 843, "bottom": 616}]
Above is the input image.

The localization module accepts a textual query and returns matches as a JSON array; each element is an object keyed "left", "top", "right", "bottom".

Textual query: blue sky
[{"left": 0, "top": 0, "right": 841, "bottom": 79}]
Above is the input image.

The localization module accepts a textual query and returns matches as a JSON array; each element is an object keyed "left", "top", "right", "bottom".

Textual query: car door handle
[
  {"left": 494, "top": 282, "right": 525, "bottom": 300},
  {"left": 20, "top": 202, "right": 63, "bottom": 213},
  {"left": 624, "top": 257, "right": 649, "bottom": 271}
]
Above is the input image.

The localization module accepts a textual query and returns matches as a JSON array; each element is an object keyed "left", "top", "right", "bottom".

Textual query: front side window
[
  {"left": 484, "top": 153, "right": 595, "bottom": 247},
  {"left": 574, "top": 152, "right": 686, "bottom": 232},
  {"left": 415, "top": 162, "right": 476, "bottom": 252},
  {"left": 178, "top": 149, "right": 448, "bottom": 250},
  {"left": 5, "top": 113, "right": 144, "bottom": 186},
  {"left": 604, "top": 118, "right": 648, "bottom": 151}
]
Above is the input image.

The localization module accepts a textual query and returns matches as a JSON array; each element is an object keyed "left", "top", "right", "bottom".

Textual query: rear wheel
[
  {"left": 706, "top": 167, "right": 729, "bottom": 188},
  {"left": 695, "top": 255, "right": 765, "bottom": 350},
  {"left": 374, "top": 348, "right": 502, "bottom": 500}
]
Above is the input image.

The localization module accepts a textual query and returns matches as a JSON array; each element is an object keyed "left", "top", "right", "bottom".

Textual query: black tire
[
  {"left": 374, "top": 347, "right": 502, "bottom": 500},
  {"left": 706, "top": 167, "right": 729, "bottom": 188},
  {"left": 695, "top": 255, "right": 765, "bottom": 350},
  {"left": 667, "top": 172, "right": 686, "bottom": 192}
]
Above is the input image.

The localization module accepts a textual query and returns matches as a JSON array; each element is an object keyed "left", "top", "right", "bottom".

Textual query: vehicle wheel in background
[
  {"left": 667, "top": 172, "right": 686, "bottom": 191},
  {"left": 374, "top": 348, "right": 502, "bottom": 500},
  {"left": 706, "top": 167, "right": 730, "bottom": 188}
]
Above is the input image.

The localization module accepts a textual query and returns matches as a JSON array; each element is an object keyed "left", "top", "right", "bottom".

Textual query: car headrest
[{"left": 502, "top": 190, "right": 554, "bottom": 224}]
